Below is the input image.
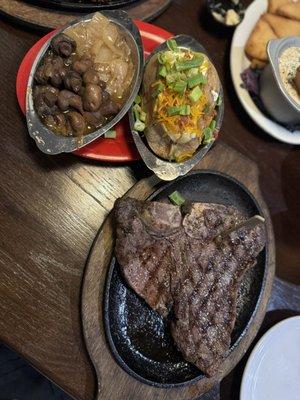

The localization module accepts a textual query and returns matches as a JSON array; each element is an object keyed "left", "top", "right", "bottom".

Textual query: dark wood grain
[
  {"left": 0, "top": 0, "right": 299, "bottom": 399},
  {"left": 82, "top": 142, "right": 275, "bottom": 400}
]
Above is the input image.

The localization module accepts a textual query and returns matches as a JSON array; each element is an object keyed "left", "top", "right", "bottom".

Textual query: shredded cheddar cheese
[{"left": 154, "top": 87, "right": 207, "bottom": 139}]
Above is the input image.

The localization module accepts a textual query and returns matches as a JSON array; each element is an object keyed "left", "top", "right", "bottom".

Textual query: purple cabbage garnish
[{"left": 240, "top": 67, "right": 260, "bottom": 96}]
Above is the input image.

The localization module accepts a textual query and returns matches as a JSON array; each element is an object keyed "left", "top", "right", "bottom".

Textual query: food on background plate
[
  {"left": 277, "top": 2, "right": 300, "bottom": 21},
  {"left": 279, "top": 47, "right": 300, "bottom": 104},
  {"left": 208, "top": 0, "right": 246, "bottom": 27},
  {"left": 241, "top": 0, "right": 300, "bottom": 130},
  {"left": 213, "top": 8, "right": 241, "bottom": 25},
  {"left": 114, "top": 196, "right": 266, "bottom": 376},
  {"left": 33, "top": 13, "right": 135, "bottom": 137},
  {"left": 268, "top": 0, "right": 291, "bottom": 13},
  {"left": 263, "top": 12, "right": 300, "bottom": 36},
  {"left": 133, "top": 39, "right": 221, "bottom": 162},
  {"left": 245, "top": 17, "right": 277, "bottom": 62},
  {"left": 245, "top": 0, "right": 300, "bottom": 67},
  {"left": 268, "top": 0, "right": 300, "bottom": 16}
]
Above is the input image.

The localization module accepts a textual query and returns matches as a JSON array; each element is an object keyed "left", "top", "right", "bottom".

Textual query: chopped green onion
[
  {"left": 203, "top": 137, "right": 214, "bottom": 145},
  {"left": 176, "top": 58, "right": 203, "bottom": 71},
  {"left": 216, "top": 95, "right": 222, "bottom": 106},
  {"left": 189, "top": 86, "right": 202, "bottom": 103},
  {"left": 134, "top": 94, "right": 141, "bottom": 104},
  {"left": 169, "top": 191, "right": 186, "bottom": 206},
  {"left": 159, "top": 65, "right": 167, "bottom": 77},
  {"left": 104, "top": 130, "right": 116, "bottom": 139},
  {"left": 210, "top": 120, "right": 216, "bottom": 131},
  {"left": 134, "top": 120, "right": 146, "bottom": 132},
  {"left": 203, "top": 126, "right": 214, "bottom": 144},
  {"left": 193, "top": 53, "right": 205, "bottom": 64},
  {"left": 157, "top": 82, "right": 165, "bottom": 91},
  {"left": 166, "top": 39, "right": 179, "bottom": 52},
  {"left": 139, "top": 111, "right": 147, "bottom": 122},
  {"left": 187, "top": 67, "right": 199, "bottom": 78},
  {"left": 132, "top": 97, "right": 147, "bottom": 130},
  {"left": 132, "top": 103, "right": 141, "bottom": 112},
  {"left": 187, "top": 73, "right": 207, "bottom": 88},
  {"left": 152, "top": 88, "right": 160, "bottom": 98},
  {"left": 158, "top": 51, "right": 176, "bottom": 66},
  {"left": 166, "top": 72, "right": 186, "bottom": 85},
  {"left": 167, "top": 106, "right": 182, "bottom": 116},
  {"left": 133, "top": 109, "right": 139, "bottom": 121},
  {"left": 173, "top": 80, "right": 187, "bottom": 95},
  {"left": 167, "top": 104, "right": 190, "bottom": 116},
  {"left": 133, "top": 104, "right": 141, "bottom": 121},
  {"left": 158, "top": 52, "right": 165, "bottom": 64},
  {"left": 204, "top": 127, "right": 212, "bottom": 137},
  {"left": 152, "top": 82, "right": 165, "bottom": 98},
  {"left": 179, "top": 104, "right": 191, "bottom": 116}
]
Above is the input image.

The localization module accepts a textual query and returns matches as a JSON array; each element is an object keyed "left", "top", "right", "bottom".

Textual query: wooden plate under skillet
[
  {"left": 0, "top": 0, "right": 173, "bottom": 30},
  {"left": 81, "top": 142, "right": 275, "bottom": 400},
  {"left": 22, "top": 0, "right": 141, "bottom": 12}
]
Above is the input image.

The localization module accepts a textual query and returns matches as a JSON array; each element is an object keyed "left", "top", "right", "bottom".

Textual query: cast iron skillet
[
  {"left": 104, "top": 170, "right": 267, "bottom": 387},
  {"left": 22, "top": 0, "right": 140, "bottom": 12}
]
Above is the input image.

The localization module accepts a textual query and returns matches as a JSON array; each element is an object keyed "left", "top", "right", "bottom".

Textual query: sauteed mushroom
[
  {"left": 50, "top": 72, "right": 64, "bottom": 88},
  {"left": 82, "top": 83, "right": 102, "bottom": 112},
  {"left": 35, "top": 55, "right": 66, "bottom": 87},
  {"left": 34, "top": 93, "right": 57, "bottom": 117},
  {"left": 34, "top": 85, "right": 59, "bottom": 117},
  {"left": 83, "top": 110, "right": 106, "bottom": 128},
  {"left": 66, "top": 111, "right": 86, "bottom": 136},
  {"left": 99, "top": 100, "right": 120, "bottom": 117},
  {"left": 44, "top": 113, "right": 72, "bottom": 136},
  {"left": 101, "top": 90, "right": 110, "bottom": 103},
  {"left": 34, "top": 85, "right": 59, "bottom": 98},
  {"left": 51, "top": 34, "right": 76, "bottom": 58},
  {"left": 63, "top": 71, "right": 82, "bottom": 93},
  {"left": 72, "top": 58, "right": 93, "bottom": 75},
  {"left": 83, "top": 69, "right": 106, "bottom": 88},
  {"left": 57, "top": 90, "right": 83, "bottom": 113}
]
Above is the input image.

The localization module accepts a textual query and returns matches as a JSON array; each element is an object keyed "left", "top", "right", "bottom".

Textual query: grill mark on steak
[
  {"left": 114, "top": 197, "right": 266, "bottom": 376},
  {"left": 141, "top": 244, "right": 171, "bottom": 315}
]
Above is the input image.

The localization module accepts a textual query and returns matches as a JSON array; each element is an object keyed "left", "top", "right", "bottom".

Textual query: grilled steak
[
  {"left": 171, "top": 220, "right": 266, "bottom": 376},
  {"left": 114, "top": 197, "right": 266, "bottom": 376},
  {"left": 115, "top": 198, "right": 182, "bottom": 316}
]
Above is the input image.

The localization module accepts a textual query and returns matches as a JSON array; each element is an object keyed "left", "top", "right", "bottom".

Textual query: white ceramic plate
[
  {"left": 230, "top": 0, "right": 300, "bottom": 145},
  {"left": 240, "top": 316, "right": 300, "bottom": 400}
]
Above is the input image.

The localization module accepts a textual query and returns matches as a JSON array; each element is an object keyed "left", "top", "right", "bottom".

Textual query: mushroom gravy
[{"left": 279, "top": 46, "right": 300, "bottom": 105}]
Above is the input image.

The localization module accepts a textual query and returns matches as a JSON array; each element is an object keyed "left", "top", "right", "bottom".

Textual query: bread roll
[
  {"left": 245, "top": 16, "right": 277, "bottom": 61},
  {"left": 277, "top": 2, "right": 300, "bottom": 21},
  {"left": 263, "top": 12, "right": 300, "bottom": 36}
]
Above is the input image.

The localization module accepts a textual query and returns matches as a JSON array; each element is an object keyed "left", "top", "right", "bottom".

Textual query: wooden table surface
[{"left": 0, "top": 1, "right": 299, "bottom": 399}]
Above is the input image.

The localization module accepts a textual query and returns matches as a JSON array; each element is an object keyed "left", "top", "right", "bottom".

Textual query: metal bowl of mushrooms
[{"left": 26, "top": 10, "right": 144, "bottom": 155}]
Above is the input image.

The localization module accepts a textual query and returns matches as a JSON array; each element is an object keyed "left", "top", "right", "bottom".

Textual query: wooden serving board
[
  {"left": 0, "top": 0, "right": 172, "bottom": 30},
  {"left": 81, "top": 142, "right": 275, "bottom": 400}
]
